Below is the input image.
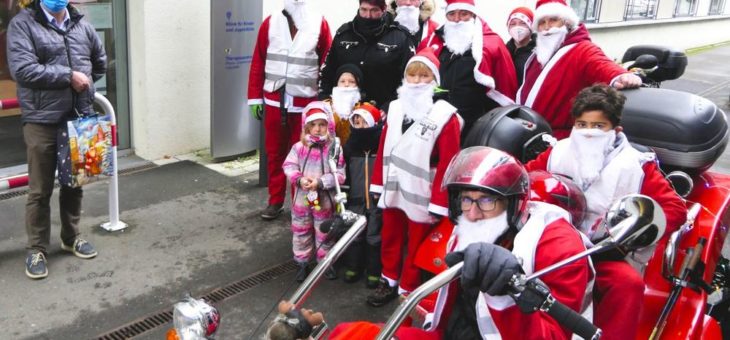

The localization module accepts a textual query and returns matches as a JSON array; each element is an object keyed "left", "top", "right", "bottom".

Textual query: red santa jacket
[
  {"left": 525, "top": 147, "right": 687, "bottom": 235},
  {"left": 517, "top": 25, "right": 628, "bottom": 139},
  {"left": 247, "top": 13, "right": 331, "bottom": 110},
  {"left": 329, "top": 212, "right": 588, "bottom": 340},
  {"left": 370, "top": 115, "right": 461, "bottom": 218},
  {"left": 419, "top": 18, "right": 517, "bottom": 106}
]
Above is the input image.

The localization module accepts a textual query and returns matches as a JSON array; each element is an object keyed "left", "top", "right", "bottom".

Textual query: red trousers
[
  {"left": 264, "top": 104, "right": 302, "bottom": 205},
  {"left": 593, "top": 260, "right": 645, "bottom": 340},
  {"left": 381, "top": 208, "right": 434, "bottom": 292}
]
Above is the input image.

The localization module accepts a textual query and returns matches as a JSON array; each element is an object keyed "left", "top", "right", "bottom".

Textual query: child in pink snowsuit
[{"left": 283, "top": 101, "right": 346, "bottom": 282}]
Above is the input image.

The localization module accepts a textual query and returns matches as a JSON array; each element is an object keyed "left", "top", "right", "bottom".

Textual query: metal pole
[
  {"left": 289, "top": 214, "right": 367, "bottom": 307},
  {"left": 95, "top": 93, "right": 128, "bottom": 232},
  {"left": 377, "top": 262, "right": 463, "bottom": 340}
]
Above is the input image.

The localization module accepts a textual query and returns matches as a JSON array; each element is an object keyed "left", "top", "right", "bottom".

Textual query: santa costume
[
  {"left": 248, "top": 0, "right": 332, "bottom": 207},
  {"left": 517, "top": 0, "right": 629, "bottom": 139},
  {"left": 525, "top": 130, "right": 687, "bottom": 339},
  {"left": 419, "top": 0, "right": 517, "bottom": 137},
  {"left": 370, "top": 49, "right": 463, "bottom": 294}
]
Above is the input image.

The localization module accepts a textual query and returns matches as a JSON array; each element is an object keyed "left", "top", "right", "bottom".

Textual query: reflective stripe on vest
[{"left": 263, "top": 12, "right": 321, "bottom": 97}]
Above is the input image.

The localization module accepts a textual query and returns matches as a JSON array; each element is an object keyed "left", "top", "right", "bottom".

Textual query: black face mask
[{"left": 354, "top": 14, "right": 386, "bottom": 40}]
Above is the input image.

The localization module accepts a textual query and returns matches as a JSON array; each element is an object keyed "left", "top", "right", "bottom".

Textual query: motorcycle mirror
[
  {"left": 600, "top": 194, "right": 666, "bottom": 252},
  {"left": 633, "top": 54, "right": 659, "bottom": 70}
]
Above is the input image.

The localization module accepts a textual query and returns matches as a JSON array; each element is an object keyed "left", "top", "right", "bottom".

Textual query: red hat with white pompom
[
  {"left": 534, "top": 0, "right": 580, "bottom": 30},
  {"left": 445, "top": 0, "right": 476, "bottom": 14},
  {"left": 350, "top": 102, "right": 382, "bottom": 127}
]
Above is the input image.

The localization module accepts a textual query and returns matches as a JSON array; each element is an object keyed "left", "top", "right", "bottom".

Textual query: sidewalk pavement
[{"left": 0, "top": 44, "right": 729, "bottom": 339}]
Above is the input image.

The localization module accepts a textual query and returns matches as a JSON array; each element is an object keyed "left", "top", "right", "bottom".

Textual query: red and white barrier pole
[
  {"left": 94, "top": 92, "right": 127, "bottom": 231},
  {"left": 0, "top": 174, "right": 28, "bottom": 191},
  {"left": 0, "top": 95, "right": 126, "bottom": 231},
  {"left": 0, "top": 98, "right": 19, "bottom": 110}
]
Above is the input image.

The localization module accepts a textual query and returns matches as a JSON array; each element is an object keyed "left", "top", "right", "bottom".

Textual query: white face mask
[
  {"left": 284, "top": 0, "right": 309, "bottom": 29},
  {"left": 331, "top": 86, "right": 361, "bottom": 119},
  {"left": 443, "top": 18, "right": 476, "bottom": 55},
  {"left": 395, "top": 5, "right": 420, "bottom": 34},
  {"left": 569, "top": 128, "right": 617, "bottom": 190},
  {"left": 397, "top": 81, "right": 436, "bottom": 122},
  {"left": 453, "top": 212, "right": 509, "bottom": 251},
  {"left": 509, "top": 26, "right": 531, "bottom": 43},
  {"left": 535, "top": 25, "right": 568, "bottom": 66}
]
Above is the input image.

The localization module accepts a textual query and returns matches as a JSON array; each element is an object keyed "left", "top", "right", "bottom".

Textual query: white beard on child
[
  {"left": 284, "top": 0, "right": 310, "bottom": 29},
  {"left": 443, "top": 18, "right": 476, "bottom": 56},
  {"left": 535, "top": 25, "right": 568, "bottom": 66},
  {"left": 397, "top": 81, "right": 436, "bottom": 122},
  {"left": 395, "top": 5, "right": 420, "bottom": 34},
  {"left": 331, "top": 86, "right": 361, "bottom": 119},
  {"left": 453, "top": 212, "right": 509, "bottom": 251},
  {"left": 569, "top": 128, "right": 617, "bottom": 190}
]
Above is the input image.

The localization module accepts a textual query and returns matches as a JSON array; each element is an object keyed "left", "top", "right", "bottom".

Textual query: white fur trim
[
  {"left": 350, "top": 110, "right": 375, "bottom": 127},
  {"left": 446, "top": 3, "right": 476, "bottom": 13},
  {"left": 407, "top": 55, "right": 441, "bottom": 85},
  {"left": 370, "top": 184, "right": 383, "bottom": 193},
  {"left": 428, "top": 203, "right": 449, "bottom": 216},
  {"left": 534, "top": 2, "right": 580, "bottom": 30},
  {"left": 247, "top": 98, "right": 263, "bottom": 105},
  {"left": 509, "top": 12, "right": 533, "bottom": 28},
  {"left": 486, "top": 89, "right": 516, "bottom": 106},
  {"left": 304, "top": 112, "right": 328, "bottom": 124}
]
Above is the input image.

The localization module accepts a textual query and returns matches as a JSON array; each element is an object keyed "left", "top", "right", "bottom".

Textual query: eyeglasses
[{"left": 460, "top": 195, "right": 500, "bottom": 212}]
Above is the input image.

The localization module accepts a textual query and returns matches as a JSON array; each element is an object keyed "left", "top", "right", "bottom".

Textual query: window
[
  {"left": 624, "top": 0, "right": 659, "bottom": 20},
  {"left": 674, "top": 0, "right": 699, "bottom": 16},
  {"left": 571, "top": 0, "right": 602, "bottom": 22},
  {"left": 709, "top": 0, "right": 727, "bottom": 14}
]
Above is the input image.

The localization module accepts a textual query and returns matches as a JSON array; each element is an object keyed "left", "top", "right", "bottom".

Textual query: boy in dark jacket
[{"left": 341, "top": 102, "right": 384, "bottom": 287}]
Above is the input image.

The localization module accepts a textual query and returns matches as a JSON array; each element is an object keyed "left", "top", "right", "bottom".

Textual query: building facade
[{"left": 0, "top": 0, "right": 728, "bottom": 174}]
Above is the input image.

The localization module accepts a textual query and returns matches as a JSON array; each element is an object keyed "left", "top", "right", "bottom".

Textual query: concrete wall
[{"left": 127, "top": 0, "right": 211, "bottom": 160}]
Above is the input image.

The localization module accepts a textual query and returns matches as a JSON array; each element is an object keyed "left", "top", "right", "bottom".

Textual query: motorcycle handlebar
[{"left": 544, "top": 297, "right": 602, "bottom": 340}]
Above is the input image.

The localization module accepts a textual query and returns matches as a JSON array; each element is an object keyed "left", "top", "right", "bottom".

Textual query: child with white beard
[
  {"left": 525, "top": 84, "right": 687, "bottom": 339},
  {"left": 367, "top": 48, "right": 463, "bottom": 307},
  {"left": 324, "top": 64, "right": 364, "bottom": 145}
]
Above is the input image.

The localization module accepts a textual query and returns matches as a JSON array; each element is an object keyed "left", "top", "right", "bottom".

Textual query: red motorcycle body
[{"left": 637, "top": 171, "right": 730, "bottom": 339}]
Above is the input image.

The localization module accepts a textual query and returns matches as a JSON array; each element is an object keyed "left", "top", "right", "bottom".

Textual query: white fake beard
[
  {"left": 395, "top": 5, "right": 420, "bottom": 34},
  {"left": 331, "top": 87, "right": 361, "bottom": 119},
  {"left": 569, "top": 128, "right": 617, "bottom": 190},
  {"left": 285, "top": 0, "right": 310, "bottom": 29},
  {"left": 453, "top": 212, "right": 509, "bottom": 251},
  {"left": 397, "top": 81, "right": 436, "bottom": 122},
  {"left": 535, "top": 26, "right": 568, "bottom": 66},
  {"left": 443, "top": 18, "right": 476, "bottom": 56}
]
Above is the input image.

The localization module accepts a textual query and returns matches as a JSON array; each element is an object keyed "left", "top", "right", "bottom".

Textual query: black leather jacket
[{"left": 319, "top": 12, "right": 414, "bottom": 109}]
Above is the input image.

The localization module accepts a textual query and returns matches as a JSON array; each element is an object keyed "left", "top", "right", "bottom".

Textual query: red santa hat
[
  {"left": 350, "top": 102, "right": 382, "bottom": 127},
  {"left": 303, "top": 102, "right": 331, "bottom": 125},
  {"left": 405, "top": 47, "right": 441, "bottom": 84},
  {"left": 534, "top": 0, "right": 580, "bottom": 30},
  {"left": 507, "top": 7, "right": 534, "bottom": 31},
  {"left": 445, "top": 0, "right": 476, "bottom": 14}
]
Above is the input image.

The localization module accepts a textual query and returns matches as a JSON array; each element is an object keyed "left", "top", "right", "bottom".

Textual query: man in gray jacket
[{"left": 7, "top": 0, "right": 106, "bottom": 279}]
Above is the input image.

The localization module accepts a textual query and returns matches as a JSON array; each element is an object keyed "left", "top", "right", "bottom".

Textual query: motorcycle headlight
[{"left": 172, "top": 296, "right": 220, "bottom": 340}]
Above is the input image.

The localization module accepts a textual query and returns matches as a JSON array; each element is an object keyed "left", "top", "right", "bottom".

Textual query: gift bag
[{"left": 57, "top": 114, "right": 114, "bottom": 187}]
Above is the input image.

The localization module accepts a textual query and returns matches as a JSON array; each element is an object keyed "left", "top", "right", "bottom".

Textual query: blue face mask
[{"left": 42, "top": 0, "right": 68, "bottom": 13}]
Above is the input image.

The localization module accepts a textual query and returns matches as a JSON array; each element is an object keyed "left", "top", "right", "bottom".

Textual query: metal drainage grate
[
  {"left": 96, "top": 260, "right": 297, "bottom": 340},
  {"left": 0, "top": 163, "right": 157, "bottom": 202}
]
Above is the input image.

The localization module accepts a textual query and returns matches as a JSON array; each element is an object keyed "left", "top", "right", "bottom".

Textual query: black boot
[{"left": 295, "top": 262, "right": 309, "bottom": 283}]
